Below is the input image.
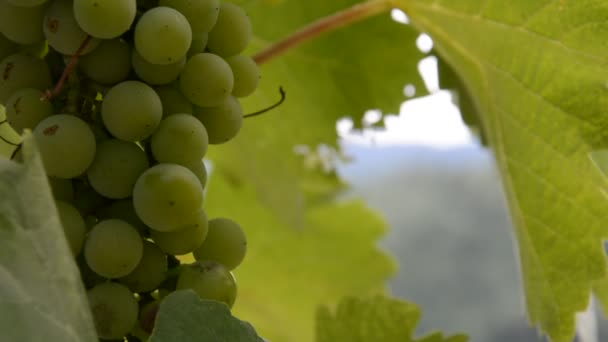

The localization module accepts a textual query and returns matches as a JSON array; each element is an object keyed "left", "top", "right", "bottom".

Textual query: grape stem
[
  {"left": 253, "top": 0, "right": 393, "bottom": 65},
  {"left": 0, "top": 134, "right": 19, "bottom": 146},
  {"left": 44, "top": 36, "right": 92, "bottom": 100},
  {"left": 243, "top": 87, "right": 286, "bottom": 118}
]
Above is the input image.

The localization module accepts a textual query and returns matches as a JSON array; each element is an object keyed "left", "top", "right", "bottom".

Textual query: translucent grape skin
[
  {"left": 5, "top": 88, "right": 53, "bottom": 133},
  {"left": 188, "top": 32, "right": 209, "bottom": 58},
  {"left": 134, "top": 6, "right": 192, "bottom": 65},
  {"left": 179, "top": 53, "right": 234, "bottom": 107},
  {"left": 87, "top": 282, "right": 139, "bottom": 340},
  {"left": 207, "top": 2, "right": 252, "bottom": 57},
  {"left": 132, "top": 50, "right": 185, "bottom": 85},
  {"left": 84, "top": 219, "right": 144, "bottom": 278},
  {"left": 159, "top": 0, "right": 219, "bottom": 35},
  {"left": 79, "top": 39, "right": 132, "bottom": 85},
  {"left": 48, "top": 176, "right": 74, "bottom": 201},
  {"left": 192, "top": 217, "right": 246, "bottom": 270},
  {"left": 155, "top": 85, "right": 193, "bottom": 117},
  {"left": 119, "top": 240, "right": 167, "bottom": 293},
  {"left": 194, "top": 96, "right": 243, "bottom": 144},
  {"left": 151, "top": 114, "right": 209, "bottom": 165},
  {"left": 95, "top": 199, "right": 149, "bottom": 236},
  {"left": 44, "top": 0, "right": 100, "bottom": 55},
  {"left": 178, "top": 159, "right": 208, "bottom": 189},
  {"left": 226, "top": 55, "right": 260, "bottom": 98},
  {"left": 55, "top": 200, "right": 86, "bottom": 256},
  {"left": 33, "top": 114, "right": 96, "bottom": 179},
  {"left": 151, "top": 209, "right": 208, "bottom": 255},
  {"left": 87, "top": 139, "right": 150, "bottom": 199},
  {"left": 0, "top": 2, "right": 47, "bottom": 45},
  {"left": 101, "top": 81, "right": 162, "bottom": 141},
  {"left": 133, "top": 163, "right": 204, "bottom": 232},
  {"left": 0, "top": 53, "right": 52, "bottom": 103},
  {"left": 176, "top": 261, "right": 237, "bottom": 308},
  {"left": 73, "top": 0, "right": 137, "bottom": 39}
]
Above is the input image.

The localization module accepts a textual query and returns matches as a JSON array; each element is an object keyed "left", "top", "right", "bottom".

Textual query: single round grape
[
  {"left": 119, "top": 240, "right": 167, "bottom": 293},
  {"left": 33, "top": 114, "right": 96, "bottom": 178},
  {"left": 178, "top": 159, "right": 207, "bottom": 189},
  {"left": 134, "top": 6, "right": 192, "bottom": 65},
  {"left": 79, "top": 39, "right": 132, "bottom": 84},
  {"left": 155, "top": 85, "right": 193, "bottom": 117},
  {"left": 101, "top": 81, "right": 162, "bottom": 141},
  {"left": 73, "top": 0, "right": 136, "bottom": 39},
  {"left": 192, "top": 217, "right": 246, "bottom": 270},
  {"left": 48, "top": 176, "right": 74, "bottom": 201},
  {"left": 187, "top": 32, "right": 208, "bottom": 58},
  {"left": 226, "top": 55, "right": 260, "bottom": 98},
  {"left": 151, "top": 209, "right": 208, "bottom": 255},
  {"left": 0, "top": 33, "right": 18, "bottom": 61},
  {"left": 132, "top": 50, "right": 185, "bottom": 85},
  {"left": 84, "top": 219, "right": 144, "bottom": 278},
  {"left": 87, "top": 282, "right": 139, "bottom": 340},
  {"left": 0, "top": 53, "right": 52, "bottom": 103},
  {"left": 176, "top": 261, "right": 237, "bottom": 308},
  {"left": 44, "top": 0, "right": 100, "bottom": 55},
  {"left": 194, "top": 96, "right": 242, "bottom": 144},
  {"left": 96, "top": 199, "right": 148, "bottom": 236},
  {"left": 151, "top": 114, "right": 209, "bottom": 165},
  {"left": 159, "top": 0, "right": 219, "bottom": 35},
  {"left": 133, "top": 163, "right": 204, "bottom": 232},
  {"left": 87, "top": 139, "right": 149, "bottom": 199},
  {"left": 5, "top": 0, "right": 49, "bottom": 7},
  {"left": 0, "top": 2, "right": 47, "bottom": 44},
  {"left": 5, "top": 88, "right": 53, "bottom": 133},
  {"left": 179, "top": 53, "right": 233, "bottom": 107},
  {"left": 56, "top": 200, "right": 86, "bottom": 256},
  {"left": 207, "top": 2, "right": 252, "bottom": 57}
]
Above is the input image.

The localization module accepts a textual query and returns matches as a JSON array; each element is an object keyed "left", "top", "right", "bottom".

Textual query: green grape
[
  {"left": 207, "top": 2, "right": 252, "bottom": 57},
  {"left": 132, "top": 50, "right": 185, "bottom": 85},
  {"left": 5, "top": 0, "right": 49, "bottom": 7},
  {"left": 176, "top": 261, "right": 237, "bottom": 308},
  {"left": 159, "top": 0, "right": 219, "bottom": 35},
  {"left": 134, "top": 6, "right": 192, "bottom": 65},
  {"left": 179, "top": 53, "right": 233, "bottom": 107},
  {"left": 73, "top": 0, "right": 136, "bottom": 39},
  {"left": 87, "top": 139, "right": 150, "bottom": 199},
  {"left": 48, "top": 176, "right": 74, "bottom": 201},
  {"left": 192, "top": 217, "right": 246, "bottom": 270},
  {"left": 194, "top": 96, "right": 242, "bottom": 144},
  {"left": 187, "top": 32, "right": 208, "bottom": 58},
  {"left": 55, "top": 200, "right": 86, "bottom": 256},
  {"left": 88, "top": 122, "right": 111, "bottom": 142},
  {"left": 84, "top": 219, "right": 144, "bottom": 278},
  {"left": 33, "top": 114, "right": 96, "bottom": 178},
  {"left": 5, "top": 88, "right": 53, "bottom": 133},
  {"left": 44, "top": 0, "right": 100, "bottom": 55},
  {"left": 0, "top": 33, "right": 18, "bottom": 61},
  {"left": 151, "top": 209, "right": 208, "bottom": 255},
  {"left": 178, "top": 159, "right": 207, "bottom": 189},
  {"left": 76, "top": 254, "right": 105, "bottom": 289},
  {"left": 226, "top": 55, "right": 260, "bottom": 98},
  {"left": 151, "top": 114, "right": 209, "bottom": 165},
  {"left": 120, "top": 240, "right": 167, "bottom": 293},
  {"left": 0, "top": 54, "right": 52, "bottom": 103},
  {"left": 79, "top": 39, "right": 132, "bottom": 84},
  {"left": 73, "top": 180, "right": 109, "bottom": 216},
  {"left": 101, "top": 81, "right": 162, "bottom": 141},
  {"left": 155, "top": 85, "right": 193, "bottom": 117},
  {"left": 96, "top": 199, "right": 149, "bottom": 236},
  {"left": 87, "top": 282, "right": 139, "bottom": 340},
  {"left": 133, "top": 163, "right": 204, "bottom": 232},
  {"left": 0, "top": 2, "right": 47, "bottom": 45}
]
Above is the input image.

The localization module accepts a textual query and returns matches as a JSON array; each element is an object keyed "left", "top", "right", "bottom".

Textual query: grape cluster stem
[{"left": 44, "top": 35, "right": 92, "bottom": 101}]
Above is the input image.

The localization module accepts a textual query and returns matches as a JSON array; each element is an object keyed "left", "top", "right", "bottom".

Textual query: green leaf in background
[
  {"left": 208, "top": 0, "right": 427, "bottom": 224},
  {"left": 203, "top": 170, "right": 395, "bottom": 342},
  {"left": 150, "top": 290, "right": 264, "bottom": 342},
  {"left": 400, "top": 1, "right": 608, "bottom": 340},
  {"left": 0, "top": 135, "right": 96, "bottom": 342},
  {"left": 316, "top": 295, "right": 468, "bottom": 342}
]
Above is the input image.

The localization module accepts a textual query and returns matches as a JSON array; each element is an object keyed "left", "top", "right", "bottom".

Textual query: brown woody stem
[{"left": 44, "top": 35, "right": 92, "bottom": 100}]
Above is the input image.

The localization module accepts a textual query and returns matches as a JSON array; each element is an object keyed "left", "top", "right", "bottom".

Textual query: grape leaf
[
  {"left": 149, "top": 290, "right": 264, "bottom": 342},
  {"left": 399, "top": 1, "right": 608, "bottom": 340},
  {"left": 0, "top": 135, "right": 96, "bottom": 342},
  {"left": 203, "top": 170, "right": 395, "bottom": 342},
  {"left": 207, "top": 0, "right": 427, "bottom": 224},
  {"left": 316, "top": 295, "right": 468, "bottom": 342}
]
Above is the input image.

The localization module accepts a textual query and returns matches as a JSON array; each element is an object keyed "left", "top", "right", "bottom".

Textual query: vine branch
[
  {"left": 253, "top": 0, "right": 393, "bottom": 65},
  {"left": 44, "top": 36, "right": 92, "bottom": 100}
]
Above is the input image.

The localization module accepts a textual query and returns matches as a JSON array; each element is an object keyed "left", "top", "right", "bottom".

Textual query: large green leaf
[
  {"left": 0, "top": 135, "right": 96, "bottom": 342},
  {"left": 400, "top": 1, "right": 608, "bottom": 340},
  {"left": 316, "top": 295, "right": 468, "bottom": 342},
  {"left": 204, "top": 170, "right": 395, "bottom": 342},
  {"left": 208, "top": 0, "right": 426, "bottom": 224}
]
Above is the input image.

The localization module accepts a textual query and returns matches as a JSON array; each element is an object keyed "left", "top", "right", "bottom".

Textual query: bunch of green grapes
[{"left": 0, "top": 0, "right": 259, "bottom": 340}]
